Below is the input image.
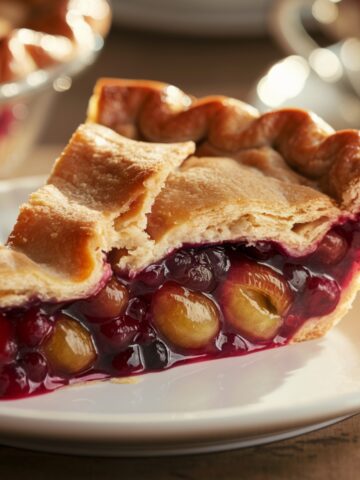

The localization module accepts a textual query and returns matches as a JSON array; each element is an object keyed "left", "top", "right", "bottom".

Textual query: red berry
[
  {"left": 314, "top": 231, "right": 348, "bottom": 265},
  {"left": 0, "top": 364, "right": 29, "bottom": 398},
  {"left": 16, "top": 309, "right": 53, "bottom": 347},
  {"left": 135, "top": 264, "right": 165, "bottom": 288},
  {"left": 21, "top": 352, "right": 48, "bottom": 383},
  {"left": 0, "top": 315, "right": 17, "bottom": 365},
  {"left": 303, "top": 276, "right": 340, "bottom": 317},
  {"left": 100, "top": 316, "right": 139, "bottom": 350}
]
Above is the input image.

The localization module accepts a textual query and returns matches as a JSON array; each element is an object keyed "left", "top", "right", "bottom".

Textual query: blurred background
[{"left": 1, "top": 0, "right": 359, "bottom": 177}]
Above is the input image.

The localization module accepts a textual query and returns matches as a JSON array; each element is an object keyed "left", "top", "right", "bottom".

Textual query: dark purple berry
[
  {"left": 16, "top": 309, "right": 53, "bottom": 347},
  {"left": 183, "top": 265, "right": 215, "bottom": 291},
  {"left": 0, "top": 315, "right": 17, "bottom": 365},
  {"left": 141, "top": 340, "right": 169, "bottom": 370},
  {"left": 100, "top": 316, "right": 139, "bottom": 350},
  {"left": 166, "top": 249, "right": 193, "bottom": 280},
  {"left": 135, "top": 264, "right": 165, "bottom": 288},
  {"left": 21, "top": 352, "right": 48, "bottom": 383},
  {"left": 166, "top": 248, "right": 219, "bottom": 291},
  {"left": 195, "top": 247, "right": 230, "bottom": 278},
  {"left": 126, "top": 297, "right": 147, "bottom": 321}
]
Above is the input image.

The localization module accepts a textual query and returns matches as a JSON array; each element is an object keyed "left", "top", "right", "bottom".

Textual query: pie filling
[{"left": 0, "top": 219, "right": 359, "bottom": 400}]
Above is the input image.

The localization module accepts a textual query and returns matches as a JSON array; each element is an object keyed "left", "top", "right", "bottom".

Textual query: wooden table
[
  {"left": 3, "top": 27, "right": 360, "bottom": 479},
  {"left": 1, "top": 416, "right": 359, "bottom": 479}
]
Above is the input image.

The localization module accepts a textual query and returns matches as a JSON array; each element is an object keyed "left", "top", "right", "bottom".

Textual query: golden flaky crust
[
  {"left": 0, "top": 78, "right": 360, "bottom": 344},
  {"left": 88, "top": 78, "right": 360, "bottom": 213},
  {"left": 1, "top": 123, "right": 194, "bottom": 307}
]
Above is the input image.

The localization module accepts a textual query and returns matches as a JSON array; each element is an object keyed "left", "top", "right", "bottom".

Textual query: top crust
[
  {"left": 144, "top": 156, "right": 339, "bottom": 268},
  {"left": 88, "top": 78, "right": 360, "bottom": 213},
  {"left": 0, "top": 78, "right": 359, "bottom": 318},
  {"left": 0, "top": 123, "right": 194, "bottom": 307}
]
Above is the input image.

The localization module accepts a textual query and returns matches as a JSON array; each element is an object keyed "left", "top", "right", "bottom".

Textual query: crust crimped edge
[
  {"left": 0, "top": 78, "right": 359, "bottom": 347},
  {"left": 88, "top": 78, "right": 360, "bottom": 213}
]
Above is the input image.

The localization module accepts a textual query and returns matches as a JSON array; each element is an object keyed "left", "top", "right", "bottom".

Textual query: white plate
[{"left": 0, "top": 176, "right": 360, "bottom": 457}]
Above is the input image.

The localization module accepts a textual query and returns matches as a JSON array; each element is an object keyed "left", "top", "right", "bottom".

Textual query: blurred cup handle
[{"left": 270, "top": 0, "right": 321, "bottom": 58}]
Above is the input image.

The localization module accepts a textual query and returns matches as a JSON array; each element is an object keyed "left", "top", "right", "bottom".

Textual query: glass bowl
[{"left": 0, "top": 32, "right": 106, "bottom": 178}]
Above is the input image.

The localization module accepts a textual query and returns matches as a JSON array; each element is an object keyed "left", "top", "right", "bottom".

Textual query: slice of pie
[{"left": 0, "top": 78, "right": 360, "bottom": 399}]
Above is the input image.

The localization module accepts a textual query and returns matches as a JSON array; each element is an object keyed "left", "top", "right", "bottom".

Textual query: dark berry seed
[
  {"left": 21, "top": 352, "right": 48, "bottom": 383},
  {"left": 112, "top": 346, "right": 142, "bottom": 374},
  {"left": 126, "top": 297, "right": 147, "bottom": 322},
  {"left": 16, "top": 309, "right": 53, "bottom": 348},
  {"left": 0, "top": 315, "right": 17, "bottom": 365},
  {"left": 141, "top": 340, "right": 169, "bottom": 370},
  {"left": 0, "top": 364, "right": 29, "bottom": 398},
  {"left": 283, "top": 264, "right": 310, "bottom": 292},
  {"left": 166, "top": 250, "right": 193, "bottom": 280},
  {"left": 100, "top": 316, "right": 139, "bottom": 350}
]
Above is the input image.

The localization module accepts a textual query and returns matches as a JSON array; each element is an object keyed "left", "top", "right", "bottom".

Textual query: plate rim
[{"left": 0, "top": 345, "right": 359, "bottom": 443}]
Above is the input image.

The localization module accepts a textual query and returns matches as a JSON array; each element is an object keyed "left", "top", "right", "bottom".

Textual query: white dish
[{"left": 0, "top": 175, "right": 359, "bottom": 457}]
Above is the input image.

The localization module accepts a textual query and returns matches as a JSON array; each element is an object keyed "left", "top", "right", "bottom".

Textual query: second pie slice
[{"left": 0, "top": 78, "right": 359, "bottom": 399}]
